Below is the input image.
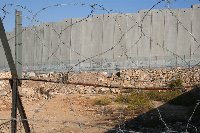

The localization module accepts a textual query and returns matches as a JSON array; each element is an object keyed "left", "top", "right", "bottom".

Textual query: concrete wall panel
[
  {"left": 60, "top": 19, "right": 71, "bottom": 67},
  {"left": 151, "top": 10, "right": 165, "bottom": 67},
  {"left": 0, "top": 34, "right": 5, "bottom": 68},
  {"left": 71, "top": 18, "right": 84, "bottom": 69},
  {"left": 9, "top": 32, "right": 15, "bottom": 65},
  {"left": 176, "top": 9, "right": 192, "bottom": 66},
  {"left": 138, "top": 10, "right": 151, "bottom": 67},
  {"left": 102, "top": 14, "right": 115, "bottom": 61},
  {"left": 81, "top": 17, "right": 92, "bottom": 67},
  {"left": 113, "top": 14, "right": 127, "bottom": 62},
  {"left": 191, "top": 5, "right": 200, "bottom": 66},
  {"left": 3, "top": 32, "right": 15, "bottom": 70},
  {"left": 33, "top": 25, "right": 44, "bottom": 67},
  {"left": 22, "top": 27, "right": 34, "bottom": 68},
  {"left": 49, "top": 23, "right": 61, "bottom": 66},
  {"left": 164, "top": 9, "right": 178, "bottom": 67},
  {"left": 42, "top": 23, "right": 53, "bottom": 69},
  {"left": 91, "top": 15, "right": 103, "bottom": 61},
  {"left": 125, "top": 13, "right": 140, "bottom": 67}
]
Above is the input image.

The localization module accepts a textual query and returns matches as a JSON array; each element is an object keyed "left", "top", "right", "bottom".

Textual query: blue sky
[{"left": 0, "top": 0, "right": 199, "bottom": 31}]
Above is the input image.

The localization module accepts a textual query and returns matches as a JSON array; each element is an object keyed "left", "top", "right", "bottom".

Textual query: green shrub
[
  {"left": 115, "top": 94, "right": 129, "bottom": 103},
  {"left": 115, "top": 90, "right": 185, "bottom": 111},
  {"left": 167, "top": 78, "right": 183, "bottom": 88},
  {"left": 115, "top": 91, "right": 152, "bottom": 111},
  {"left": 146, "top": 90, "right": 183, "bottom": 102},
  {"left": 93, "top": 97, "right": 111, "bottom": 106}
]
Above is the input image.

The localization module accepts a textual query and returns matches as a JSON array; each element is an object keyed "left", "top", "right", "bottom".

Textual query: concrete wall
[{"left": 0, "top": 5, "right": 200, "bottom": 72}]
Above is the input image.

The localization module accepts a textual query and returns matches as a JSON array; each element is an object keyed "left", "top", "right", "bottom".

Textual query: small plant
[
  {"left": 115, "top": 91, "right": 152, "bottom": 112},
  {"left": 115, "top": 94, "right": 129, "bottom": 103},
  {"left": 146, "top": 90, "right": 183, "bottom": 102},
  {"left": 127, "top": 92, "right": 152, "bottom": 111},
  {"left": 167, "top": 78, "right": 183, "bottom": 88},
  {"left": 115, "top": 90, "right": 184, "bottom": 111},
  {"left": 93, "top": 97, "right": 111, "bottom": 106}
]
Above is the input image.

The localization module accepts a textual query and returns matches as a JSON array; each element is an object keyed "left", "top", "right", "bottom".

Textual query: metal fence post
[
  {"left": 15, "top": 10, "right": 31, "bottom": 133},
  {"left": 15, "top": 10, "right": 22, "bottom": 80},
  {"left": 0, "top": 11, "right": 30, "bottom": 133},
  {"left": 11, "top": 79, "right": 18, "bottom": 133},
  {"left": 10, "top": 10, "right": 23, "bottom": 133}
]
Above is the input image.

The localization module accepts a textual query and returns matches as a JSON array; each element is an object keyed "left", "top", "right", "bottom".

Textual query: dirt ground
[
  {"left": 0, "top": 70, "right": 199, "bottom": 132},
  {"left": 1, "top": 91, "right": 200, "bottom": 133},
  {"left": 0, "top": 94, "right": 126, "bottom": 133}
]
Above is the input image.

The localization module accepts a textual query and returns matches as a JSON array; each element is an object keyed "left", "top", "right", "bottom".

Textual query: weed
[
  {"left": 115, "top": 90, "right": 185, "bottom": 112},
  {"left": 115, "top": 94, "right": 129, "bottom": 103},
  {"left": 115, "top": 91, "right": 152, "bottom": 112},
  {"left": 93, "top": 96, "right": 111, "bottom": 106},
  {"left": 167, "top": 78, "right": 183, "bottom": 88},
  {"left": 146, "top": 90, "right": 183, "bottom": 102}
]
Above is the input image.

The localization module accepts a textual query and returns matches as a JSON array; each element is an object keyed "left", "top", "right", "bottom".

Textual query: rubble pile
[
  {"left": 0, "top": 67, "right": 199, "bottom": 100},
  {"left": 120, "top": 67, "right": 200, "bottom": 88}
]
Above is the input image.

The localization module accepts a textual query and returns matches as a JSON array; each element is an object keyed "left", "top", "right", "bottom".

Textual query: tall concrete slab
[
  {"left": 48, "top": 22, "right": 61, "bottom": 67},
  {"left": 164, "top": 9, "right": 178, "bottom": 67},
  {"left": 0, "top": 34, "right": 5, "bottom": 69},
  {"left": 150, "top": 9, "right": 165, "bottom": 67},
  {"left": 102, "top": 14, "right": 115, "bottom": 63},
  {"left": 113, "top": 14, "right": 127, "bottom": 64},
  {"left": 2, "top": 32, "right": 15, "bottom": 70},
  {"left": 33, "top": 25, "right": 44, "bottom": 69},
  {"left": 41, "top": 23, "right": 52, "bottom": 70},
  {"left": 59, "top": 19, "right": 71, "bottom": 68},
  {"left": 71, "top": 18, "right": 84, "bottom": 69},
  {"left": 191, "top": 5, "right": 200, "bottom": 66},
  {"left": 81, "top": 16, "right": 92, "bottom": 68},
  {"left": 125, "top": 13, "right": 140, "bottom": 67},
  {"left": 90, "top": 14, "right": 103, "bottom": 67},
  {"left": 176, "top": 9, "right": 192, "bottom": 67},
  {"left": 22, "top": 27, "right": 35, "bottom": 69},
  {"left": 21, "top": 30, "right": 25, "bottom": 70},
  {"left": 49, "top": 21, "right": 69, "bottom": 71},
  {"left": 9, "top": 32, "right": 15, "bottom": 68},
  {"left": 0, "top": 32, "right": 15, "bottom": 70},
  {"left": 138, "top": 10, "right": 151, "bottom": 67},
  {"left": 42, "top": 22, "right": 63, "bottom": 71}
]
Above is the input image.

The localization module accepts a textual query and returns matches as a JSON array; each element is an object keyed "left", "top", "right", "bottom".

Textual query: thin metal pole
[
  {"left": 15, "top": 10, "right": 31, "bottom": 133},
  {"left": 11, "top": 79, "right": 18, "bottom": 133},
  {"left": 15, "top": 10, "right": 22, "bottom": 81},
  {"left": 0, "top": 14, "right": 30, "bottom": 133},
  {"left": 17, "top": 92, "right": 31, "bottom": 133}
]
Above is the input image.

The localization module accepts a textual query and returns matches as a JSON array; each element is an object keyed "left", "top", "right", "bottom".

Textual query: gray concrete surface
[{"left": 0, "top": 5, "right": 200, "bottom": 72}]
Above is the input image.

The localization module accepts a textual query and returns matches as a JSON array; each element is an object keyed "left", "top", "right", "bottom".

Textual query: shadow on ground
[{"left": 106, "top": 85, "right": 200, "bottom": 133}]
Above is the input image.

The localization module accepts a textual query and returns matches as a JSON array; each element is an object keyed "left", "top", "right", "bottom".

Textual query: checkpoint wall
[{"left": 0, "top": 5, "right": 200, "bottom": 72}]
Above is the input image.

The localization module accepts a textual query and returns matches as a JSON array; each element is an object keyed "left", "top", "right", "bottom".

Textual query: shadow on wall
[{"left": 106, "top": 86, "right": 200, "bottom": 133}]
